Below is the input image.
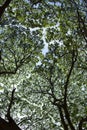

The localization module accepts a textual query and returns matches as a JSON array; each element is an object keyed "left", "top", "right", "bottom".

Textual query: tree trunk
[{"left": 0, "top": 117, "right": 21, "bottom": 130}]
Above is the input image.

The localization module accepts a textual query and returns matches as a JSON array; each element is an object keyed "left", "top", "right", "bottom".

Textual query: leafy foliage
[{"left": 0, "top": 0, "right": 87, "bottom": 130}]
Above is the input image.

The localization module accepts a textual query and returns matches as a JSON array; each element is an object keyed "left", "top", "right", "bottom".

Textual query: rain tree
[{"left": 0, "top": 0, "right": 87, "bottom": 130}]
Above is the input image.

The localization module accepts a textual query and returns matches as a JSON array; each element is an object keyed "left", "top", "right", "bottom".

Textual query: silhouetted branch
[
  {"left": 72, "top": 0, "right": 87, "bottom": 42},
  {"left": 78, "top": 116, "right": 87, "bottom": 130},
  {"left": 63, "top": 49, "right": 77, "bottom": 130},
  {"left": 0, "top": 88, "right": 22, "bottom": 130},
  {"left": 64, "top": 49, "right": 77, "bottom": 103},
  {"left": 58, "top": 106, "right": 68, "bottom": 130},
  {"left": 0, "top": 0, "right": 12, "bottom": 18},
  {"left": 6, "top": 88, "right": 16, "bottom": 120}
]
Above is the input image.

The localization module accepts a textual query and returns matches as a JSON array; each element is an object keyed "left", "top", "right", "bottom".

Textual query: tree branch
[
  {"left": 72, "top": 0, "right": 87, "bottom": 43},
  {"left": 6, "top": 88, "right": 16, "bottom": 120},
  {"left": 78, "top": 116, "right": 87, "bottom": 130},
  {"left": 58, "top": 106, "right": 69, "bottom": 130},
  {"left": 0, "top": 0, "right": 12, "bottom": 18},
  {"left": 63, "top": 50, "right": 77, "bottom": 130},
  {"left": 64, "top": 50, "right": 77, "bottom": 104}
]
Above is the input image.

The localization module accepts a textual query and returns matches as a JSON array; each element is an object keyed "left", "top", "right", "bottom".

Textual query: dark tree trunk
[{"left": 0, "top": 117, "right": 21, "bottom": 130}]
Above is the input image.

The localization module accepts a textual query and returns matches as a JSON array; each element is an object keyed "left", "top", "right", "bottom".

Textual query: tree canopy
[{"left": 0, "top": 0, "right": 87, "bottom": 130}]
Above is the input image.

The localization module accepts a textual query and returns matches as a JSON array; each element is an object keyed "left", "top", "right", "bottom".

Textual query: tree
[{"left": 0, "top": 0, "right": 87, "bottom": 130}]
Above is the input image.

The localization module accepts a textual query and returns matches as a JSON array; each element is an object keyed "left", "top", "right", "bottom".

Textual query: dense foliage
[{"left": 0, "top": 0, "right": 87, "bottom": 130}]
